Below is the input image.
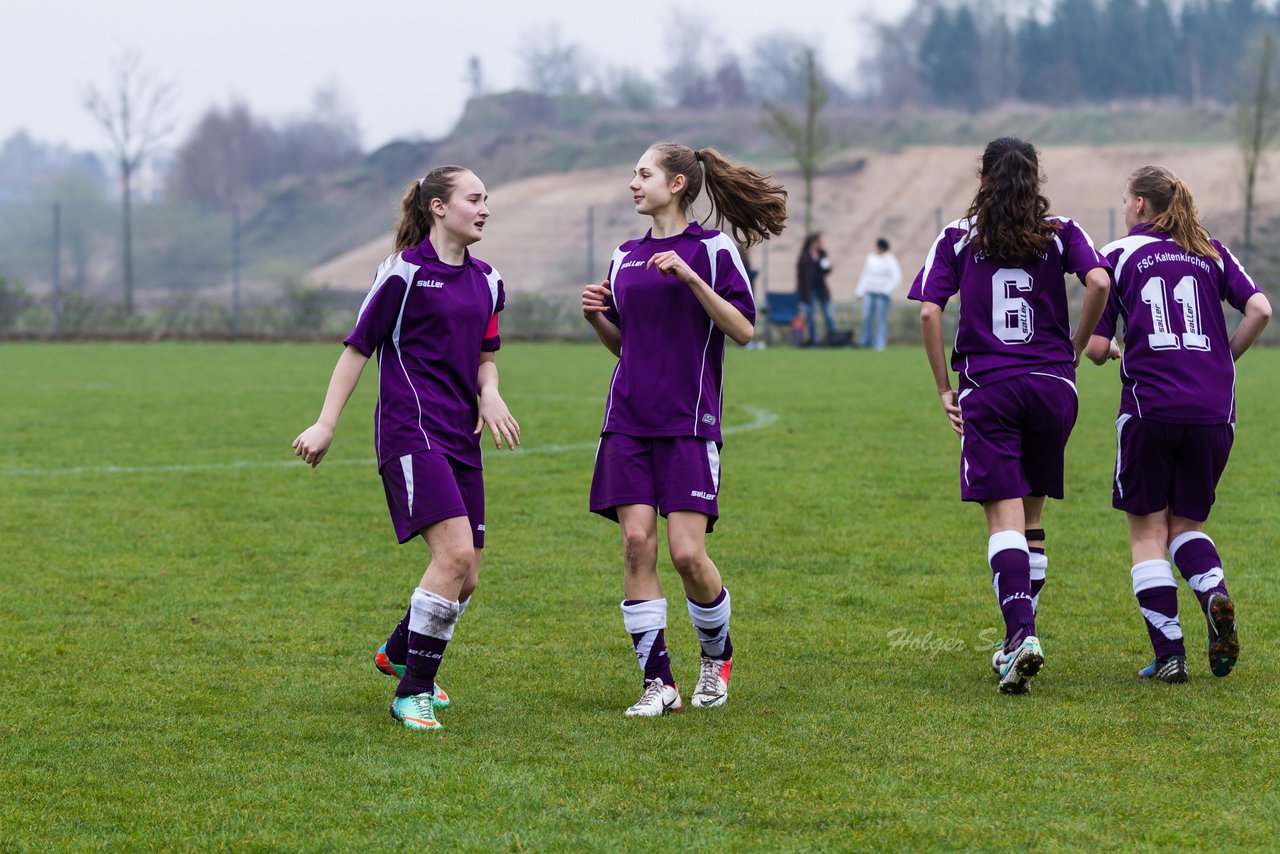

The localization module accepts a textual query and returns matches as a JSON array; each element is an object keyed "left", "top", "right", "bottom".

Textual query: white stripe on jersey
[
  {"left": 1100, "top": 234, "right": 1162, "bottom": 283},
  {"left": 693, "top": 318, "right": 714, "bottom": 435},
  {"left": 702, "top": 232, "right": 756, "bottom": 310},
  {"left": 389, "top": 267, "right": 432, "bottom": 453},
  {"left": 1219, "top": 244, "right": 1259, "bottom": 290},
  {"left": 1049, "top": 215, "right": 1101, "bottom": 252},
  {"left": 483, "top": 266, "right": 502, "bottom": 314},
  {"left": 918, "top": 218, "right": 969, "bottom": 303},
  {"left": 1028, "top": 371, "right": 1078, "bottom": 397}
]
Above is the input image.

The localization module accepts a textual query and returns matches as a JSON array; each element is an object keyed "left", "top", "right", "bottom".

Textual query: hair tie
[
  {"left": 695, "top": 150, "right": 704, "bottom": 163},
  {"left": 418, "top": 176, "right": 427, "bottom": 188}
]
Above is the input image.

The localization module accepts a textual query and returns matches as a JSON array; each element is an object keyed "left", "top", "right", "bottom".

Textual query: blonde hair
[
  {"left": 648, "top": 143, "right": 788, "bottom": 247},
  {"left": 1128, "top": 166, "right": 1220, "bottom": 261},
  {"left": 393, "top": 166, "right": 470, "bottom": 251}
]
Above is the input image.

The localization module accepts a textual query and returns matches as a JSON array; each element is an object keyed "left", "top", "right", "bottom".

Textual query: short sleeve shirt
[
  {"left": 344, "top": 236, "right": 504, "bottom": 469},
  {"left": 1094, "top": 223, "right": 1260, "bottom": 424},
  {"left": 599, "top": 222, "right": 755, "bottom": 441},
  {"left": 909, "top": 216, "right": 1109, "bottom": 388}
]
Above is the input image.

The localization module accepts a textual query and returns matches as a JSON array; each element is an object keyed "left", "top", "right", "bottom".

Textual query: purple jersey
[
  {"left": 1095, "top": 223, "right": 1260, "bottom": 424},
  {"left": 909, "top": 216, "right": 1109, "bottom": 387},
  {"left": 344, "top": 236, "right": 504, "bottom": 470},
  {"left": 599, "top": 222, "right": 755, "bottom": 441}
]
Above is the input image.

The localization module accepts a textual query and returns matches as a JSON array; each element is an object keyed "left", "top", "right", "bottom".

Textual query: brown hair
[
  {"left": 393, "top": 165, "right": 470, "bottom": 251},
  {"left": 649, "top": 143, "right": 788, "bottom": 247},
  {"left": 1127, "top": 165, "right": 1220, "bottom": 261},
  {"left": 963, "top": 137, "right": 1059, "bottom": 265}
]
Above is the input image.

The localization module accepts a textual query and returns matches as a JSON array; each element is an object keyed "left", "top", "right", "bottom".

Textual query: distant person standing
[
  {"left": 1084, "top": 166, "right": 1271, "bottom": 684},
  {"left": 855, "top": 238, "right": 901, "bottom": 350},
  {"left": 292, "top": 165, "right": 521, "bottom": 732},
  {"left": 581, "top": 142, "right": 786, "bottom": 717},
  {"left": 796, "top": 232, "right": 837, "bottom": 345}
]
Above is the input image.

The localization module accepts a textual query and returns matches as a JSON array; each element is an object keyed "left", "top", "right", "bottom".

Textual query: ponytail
[
  {"left": 650, "top": 142, "right": 788, "bottom": 247},
  {"left": 393, "top": 165, "right": 469, "bottom": 251},
  {"left": 963, "top": 137, "right": 1058, "bottom": 265},
  {"left": 1129, "top": 166, "right": 1219, "bottom": 261}
]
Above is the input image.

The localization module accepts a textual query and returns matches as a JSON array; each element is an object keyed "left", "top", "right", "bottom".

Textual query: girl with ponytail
[
  {"left": 581, "top": 142, "right": 786, "bottom": 717},
  {"left": 909, "top": 136, "right": 1113, "bottom": 695},
  {"left": 293, "top": 166, "right": 521, "bottom": 731},
  {"left": 1083, "top": 166, "right": 1271, "bottom": 684}
]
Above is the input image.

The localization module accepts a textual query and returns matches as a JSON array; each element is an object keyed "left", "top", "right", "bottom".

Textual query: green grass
[{"left": 2, "top": 341, "right": 1278, "bottom": 851}]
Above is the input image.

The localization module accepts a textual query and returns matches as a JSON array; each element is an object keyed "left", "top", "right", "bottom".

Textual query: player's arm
[
  {"left": 583, "top": 280, "right": 622, "bottom": 358},
  {"left": 1072, "top": 267, "right": 1111, "bottom": 365},
  {"left": 1229, "top": 291, "right": 1273, "bottom": 362},
  {"left": 475, "top": 352, "right": 521, "bottom": 450},
  {"left": 646, "top": 250, "right": 754, "bottom": 346},
  {"left": 1084, "top": 335, "right": 1121, "bottom": 366},
  {"left": 918, "top": 300, "right": 963, "bottom": 437},
  {"left": 292, "top": 343, "right": 369, "bottom": 467}
]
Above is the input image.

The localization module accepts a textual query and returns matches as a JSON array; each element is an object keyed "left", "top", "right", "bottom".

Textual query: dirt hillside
[{"left": 309, "top": 145, "right": 1276, "bottom": 303}]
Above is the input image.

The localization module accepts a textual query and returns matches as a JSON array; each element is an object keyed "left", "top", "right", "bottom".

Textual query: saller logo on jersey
[
  {"left": 416, "top": 279, "right": 444, "bottom": 288},
  {"left": 620, "top": 260, "right": 645, "bottom": 270}
]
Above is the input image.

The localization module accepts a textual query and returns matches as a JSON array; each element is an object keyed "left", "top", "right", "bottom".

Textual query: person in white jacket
[{"left": 855, "top": 238, "right": 902, "bottom": 350}]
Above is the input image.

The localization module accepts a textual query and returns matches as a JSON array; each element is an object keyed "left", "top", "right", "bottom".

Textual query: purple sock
[
  {"left": 394, "top": 588, "right": 459, "bottom": 698},
  {"left": 384, "top": 607, "right": 411, "bottom": 665},
  {"left": 1029, "top": 547, "right": 1047, "bottom": 613},
  {"left": 621, "top": 598, "right": 675, "bottom": 686},
  {"left": 989, "top": 532, "right": 1035, "bottom": 653},
  {"left": 1132, "top": 560, "right": 1185, "bottom": 659},
  {"left": 1170, "top": 532, "right": 1229, "bottom": 612},
  {"left": 687, "top": 586, "right": 733, "bottom": 661},
  {"left": 397, "top": 632, "right": 447, "bottom": 698}
]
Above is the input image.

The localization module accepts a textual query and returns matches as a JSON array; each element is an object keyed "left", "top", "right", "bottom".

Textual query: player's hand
[
  {"left": 292, "top": 423, "right": 334, "bottom": 468},
  {"left": 646, "top": 250, "right": 696, "bottom": 285},
  {"left": 939, "top": 390, "right": 964, "bottom": 437},
  {"left": 475, "top": 390, "right": 521, "bottom": 450},
  {"left": 582, "top": 280, "right": 613, "bottom": 316},
  {"left": 1107, "top": 338, "right": 1121, "bottom": 360}
]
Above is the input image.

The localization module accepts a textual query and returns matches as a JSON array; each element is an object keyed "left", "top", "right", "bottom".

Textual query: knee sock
[
  {"left": 621, "top": 599, "right": 675, "bottom": 686},
  {"left": 1132, "top": 560, "right": 1185, "bottom": 659},
  {"left": 687, "top": 586, "right": 733, "bottom": 661},
  {"left": 384, "top": 594, "right": 470, "bottom": 667},
  {"left": 1026, "top": 528, "right": 1046, "bottom": 615},
  {"left": 396, "top": 588, "right": 460, "bottom": 698},
  {"left": 989, "top": 531, "right": 1035, "bottom": 653},
  {"left": 1170, "top": 531, "right": 1229, "bottom": 612}
]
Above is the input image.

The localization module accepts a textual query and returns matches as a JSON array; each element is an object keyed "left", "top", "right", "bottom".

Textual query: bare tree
[
  {"left": 84, "top": 50, "right": 176, "bottom": 315},
  {"left": 761, "top": 47, "right": 832, "bottom": 235},
  {"left": 466, "top": 56, "right": 487, "bottom": 99},
  {"left": 1237, "top": 31, "right": 1280, "bottom": 266},
  {"left": 519, "top": 25, "right": 587, "bottom": 95}
]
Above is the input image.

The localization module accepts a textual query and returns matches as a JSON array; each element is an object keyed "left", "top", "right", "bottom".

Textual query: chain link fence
[{"left": 2, "top": 197, "right": 1277, "bottom": 344}]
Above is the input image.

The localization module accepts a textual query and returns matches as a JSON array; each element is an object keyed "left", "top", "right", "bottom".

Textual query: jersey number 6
[{"left": 992, "top": 269, "right": 1034, "bottom": 344}]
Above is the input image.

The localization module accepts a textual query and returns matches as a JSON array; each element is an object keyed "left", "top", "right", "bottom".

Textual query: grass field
[{"left": 2, "top": 341, "right": 1278, "bottom": 851}]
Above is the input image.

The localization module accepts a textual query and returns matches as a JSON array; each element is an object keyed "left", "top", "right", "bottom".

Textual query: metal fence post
[{"left": 51, "top": 201, "right": 62, "bottom": 339}]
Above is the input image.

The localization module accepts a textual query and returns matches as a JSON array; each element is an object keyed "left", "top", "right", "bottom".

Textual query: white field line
[{"left": 1, "top": 406, "right": 779, "bottom": 478}]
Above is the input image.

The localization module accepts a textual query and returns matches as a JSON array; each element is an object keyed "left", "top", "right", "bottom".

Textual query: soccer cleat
[
  {"left": 997, "top": 635, "right": 1044, "bottom": 695},
  {"left": 1205, "top": 593, "right": 1239, "bottom": 677},
  {"left": 390, "top": 692, "right": 442, "bottom": 731},
  {"left": 624, "top": 678, "right": 683, "bottom": 717},
  {"left": 1138, "top": 655, "right": 1188, "bottom": 683},
  {"left": 375, "top": 644, "right": 450, "bottom": 708},
  {"left": 691, "top": 656, "right": 732, "bottom": 708}
]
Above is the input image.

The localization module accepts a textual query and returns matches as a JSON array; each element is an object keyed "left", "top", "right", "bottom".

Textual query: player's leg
[
  {"left": 657, "top": 437, "right": 732, "bottom": 707},
  {"left": 618, "top": 503, "right": 681, "bottom": 716},
  {"left": 1023, "top": 497, "right": 1047, "bottom": 616},
  {"left": 1127, "top": 510, "right": 1188, "bottom": 683},
  {"left": 1167, "top": 422, "right": 1238, "bottom": 676}
]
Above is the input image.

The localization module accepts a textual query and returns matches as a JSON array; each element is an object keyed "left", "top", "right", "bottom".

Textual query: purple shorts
[
  {"left": 380, "top": 452, "right": 485, "bottom": 547},
  {"left": 590, "top": 433, "right": 722, "bottom": 533},
  {"left": 1113, "top": 416, "right": 1233, "bottom": 522},
  {"left": 957, "top": 373, "right": 1079, "bottom": 503}
]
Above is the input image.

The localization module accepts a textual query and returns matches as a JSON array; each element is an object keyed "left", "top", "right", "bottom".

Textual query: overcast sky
[{"left": 4, "top": 0, "right": 909, "bottom": 155}]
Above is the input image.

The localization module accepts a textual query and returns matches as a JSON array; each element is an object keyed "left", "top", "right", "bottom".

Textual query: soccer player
[
  {"left": 581, "top": 142, "right": 786, "bottom": 717},
  {"left": 1084, "top": 166, "right": 1271, "bottom": 683},
  {"left": 292, "top": 166, "right": 521, "bottom": 731},
  {"left": 909, "top": 137, "right": 1112, "bottom": 694}
]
